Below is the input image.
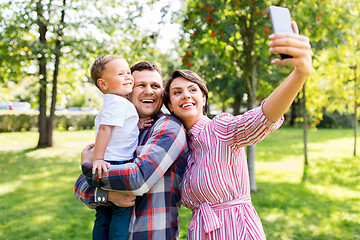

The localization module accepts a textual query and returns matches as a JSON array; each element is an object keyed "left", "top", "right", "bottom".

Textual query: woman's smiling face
[{"left": 168, "top": 76, "right": 206, "bottom": 130}]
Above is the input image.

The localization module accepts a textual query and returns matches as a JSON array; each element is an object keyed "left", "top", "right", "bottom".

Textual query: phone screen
[{"left": 269, "top": 6, "right": 292, "bottom": 33}]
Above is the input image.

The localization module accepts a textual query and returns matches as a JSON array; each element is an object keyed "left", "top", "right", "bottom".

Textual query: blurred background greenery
[{"left": 0, "top": 0, "right": 359, "bottom": 239}]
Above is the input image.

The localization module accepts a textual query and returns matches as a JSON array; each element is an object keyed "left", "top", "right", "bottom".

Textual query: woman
[{"left": 163, "top": 22, "right": 312, "bottom": 239}]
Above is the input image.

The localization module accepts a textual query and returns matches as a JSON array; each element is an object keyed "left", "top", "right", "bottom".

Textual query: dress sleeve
[
  {"left": 211, "top": 99, "right": 284, "bottom": 150},
  {"left": 82, "top": 116, "right": 188, "bottom": 196}
]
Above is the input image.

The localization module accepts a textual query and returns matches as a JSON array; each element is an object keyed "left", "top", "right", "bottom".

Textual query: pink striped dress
[{"left": 181, "top": 104, "right": 284, "bottom": 240}]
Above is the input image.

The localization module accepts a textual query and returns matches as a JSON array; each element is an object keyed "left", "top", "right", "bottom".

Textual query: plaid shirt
[{"left": 74, "top": 112, "right": 188, "bottom": 240}]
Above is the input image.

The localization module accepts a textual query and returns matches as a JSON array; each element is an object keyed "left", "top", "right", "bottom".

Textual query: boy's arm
[
  {"left": 93, "top": 124, "right": 113, "bottom": 178},
  {"left": 81, "top": 116, "right": 188, "bottom": 196}
]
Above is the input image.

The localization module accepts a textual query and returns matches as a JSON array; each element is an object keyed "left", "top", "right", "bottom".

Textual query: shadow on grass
[{"left": 253, "top": 180, "right": 360, "bottom": 240}]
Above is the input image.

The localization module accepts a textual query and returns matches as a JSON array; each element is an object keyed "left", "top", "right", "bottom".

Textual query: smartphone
[{"left": 269, "top": 6, "right": 293, "bottom": 59}]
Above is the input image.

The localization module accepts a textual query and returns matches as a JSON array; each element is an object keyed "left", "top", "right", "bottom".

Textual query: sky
[{"left": 135, "top": 0, "right": 183, "bottom": 54}]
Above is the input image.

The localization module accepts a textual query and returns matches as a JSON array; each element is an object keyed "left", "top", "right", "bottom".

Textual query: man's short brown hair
[
  {"left": 130, "top": 61, "right": 162, "bottom": 77},
  {"left": 90, "top": 55, "right": 124, "bottom": 89}
]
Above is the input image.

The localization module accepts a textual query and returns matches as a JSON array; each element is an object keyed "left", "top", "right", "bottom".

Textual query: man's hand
[
  {"left": 138, "top": 117, "right": 153, "bottom": 130},
  {"left": 81, "top": 143, "right": 94, "bottom": 165},
  {"left": 108, "top": 191, "right": 136, "bottom": 207}
]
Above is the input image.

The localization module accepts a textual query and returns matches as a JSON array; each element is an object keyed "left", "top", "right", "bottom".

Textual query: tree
[
  {"left": 178, "top": 0, "right": 359, "bottom": 189},
  {"left": 179, "top": 0, "right": 293, "bottom": 190},
  {"left": 0, "top": 0, "right": 161, "bottom": 148},
  {"left": 292, "top": 0, "right": 359, "bottom": 173}
]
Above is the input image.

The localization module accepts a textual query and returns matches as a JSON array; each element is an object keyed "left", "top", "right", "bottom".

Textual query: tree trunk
[
  {"left": 233, "top": 94, "right": 241, "bottom": 115},
  {"left": 239, "top": 11, "right": 258, "bottom": 191},
  {"left": 290, "top": 100, "right": 296, "bottom": 127},
  {"left": 47, "top": 0, "right": 66, "bottom": 146},
  {"left": 353, "top": 65, "right": 357, "bottom": 156},
  {"left": 247, "top": 91, "right": 258, "bottom": 191},
  {"left": 36, "top": 0, "right": 49, "bottom": 148},
  {"left": 302, "top": 84, "right": 309, "bottom": 181}
]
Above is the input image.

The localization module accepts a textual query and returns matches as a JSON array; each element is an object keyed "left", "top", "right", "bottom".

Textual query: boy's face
[
  {"left": 129, "top": 70, "right": 163, "bottom": 118},
  {"left": 99, "top": 59, "right": 134, "bottom": 96}
]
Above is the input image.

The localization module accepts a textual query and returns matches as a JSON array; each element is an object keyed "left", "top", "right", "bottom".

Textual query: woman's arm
[{"left": 263, "top": 21, "right": 312, "bottom": 122}]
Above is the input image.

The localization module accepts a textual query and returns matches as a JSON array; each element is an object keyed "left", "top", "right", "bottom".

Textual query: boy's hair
[
  {"left": 130, "top": 61, "right": 162, "bottom": 77},
  {"left": 90, "top": 55, "right": 124, "bottom": 89}
]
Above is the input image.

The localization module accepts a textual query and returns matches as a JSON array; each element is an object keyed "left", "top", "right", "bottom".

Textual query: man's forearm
[{"left": 74, "top": 173, "right": 106, "bottom": 209}]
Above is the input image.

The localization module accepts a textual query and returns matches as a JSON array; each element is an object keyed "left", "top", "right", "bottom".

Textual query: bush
[
  {"left": 317, "top": 110, "right": 355, "bottom": 128},
  {"left": 0, "top": 110, "right": 96, "bottom": 132}
]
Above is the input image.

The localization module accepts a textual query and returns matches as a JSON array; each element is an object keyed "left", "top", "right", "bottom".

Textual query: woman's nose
[{"left": 182, "top": 90, "right": 190, "bottom": 99}]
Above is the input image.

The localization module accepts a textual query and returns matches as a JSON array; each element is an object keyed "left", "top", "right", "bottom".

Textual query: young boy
[{"left": 90, "top": 55, "right": 139, "bottom": 240}]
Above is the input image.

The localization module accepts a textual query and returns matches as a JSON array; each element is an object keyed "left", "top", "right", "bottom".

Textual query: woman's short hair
[{"left": 164, "top": 69, "right": 208, "bottom": 115}]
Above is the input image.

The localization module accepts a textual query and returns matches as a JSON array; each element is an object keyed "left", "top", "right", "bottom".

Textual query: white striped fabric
[{"left": 181, "top": 103, "right": 284, "bottom": 240}]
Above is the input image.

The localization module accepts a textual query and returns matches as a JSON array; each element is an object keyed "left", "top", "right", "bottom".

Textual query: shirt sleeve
[
  {"left": 74, "top": 173, "right": 105, "bottom": 209},
  {"left": 211, "top": 99, "right": 284, "bottom": 150},
  {"left": 99, "top": 95, "right": 127, "bottom": 127},
  {"left": 82, "top": 116, "right": 188, "bottom": 196}
]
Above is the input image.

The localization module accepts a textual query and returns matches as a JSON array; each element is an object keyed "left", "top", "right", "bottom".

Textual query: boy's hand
[
  {"left": 138, "top": 117, "right": 153, "bottom": 130},
  {"left": 92, "top": 160, "right": 111, "bottom": 178}
]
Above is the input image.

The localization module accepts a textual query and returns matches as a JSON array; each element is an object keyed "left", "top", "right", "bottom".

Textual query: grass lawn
[{"left": 0, "top": 128, "right": 359, "bottom": 239}]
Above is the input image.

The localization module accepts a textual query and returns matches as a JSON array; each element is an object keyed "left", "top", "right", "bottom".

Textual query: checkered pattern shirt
[{"left": 74, "top": 112, "right": 188, "bottom": 240}]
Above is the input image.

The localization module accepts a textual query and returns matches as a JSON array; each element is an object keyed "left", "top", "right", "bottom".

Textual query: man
[{"left": 74, "top": 61, "right": 188, "bottom": 240}]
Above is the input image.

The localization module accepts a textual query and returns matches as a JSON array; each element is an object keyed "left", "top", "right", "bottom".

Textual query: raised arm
[
  {"left": 82, "top": 116, "right": 188, "bottom": 196},
  {"left": 263, "top": 21, "right": 312, "bottom": 122}
]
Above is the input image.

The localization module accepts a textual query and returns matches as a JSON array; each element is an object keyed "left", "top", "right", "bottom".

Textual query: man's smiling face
[{"left": 129, "top": 70, "right": 163, "bottom": 118}]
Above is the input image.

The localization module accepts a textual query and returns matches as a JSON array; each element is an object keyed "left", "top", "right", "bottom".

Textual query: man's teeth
[{"left": 142, "top": 100, "right": 154, "bottom": 103}]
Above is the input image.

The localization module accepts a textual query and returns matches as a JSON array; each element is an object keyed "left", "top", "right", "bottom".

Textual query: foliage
[
  {"left": 0, "top": 76, "right": 38, "bottom": 104},
  {"left": 289, "top": 0, "right": 359, "bottom": 124},
  {"left": 0, "top": 0, "right": 167, "bottom": 147},
  {"left": 0, "top": 110, "right": 96, "bottom": 132},
  {"left": 178, "top": 0, "right": 359, "bottom": 119},
  {"left": 317, "top": 110, "right": 355, "bottom": 128},
  {"left": 0, "top": 128, "right": 359, "bottom": 239},
  {"left": 64, "top": 82, "right": 103, "bottom": 109},
  {"left": 177, "top": 0, "right": 359, "bottom": 189}
]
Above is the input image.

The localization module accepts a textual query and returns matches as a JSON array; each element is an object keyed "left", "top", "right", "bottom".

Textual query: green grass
[{"left": 0, "top": 128, "right": 359, "bottom": 239}]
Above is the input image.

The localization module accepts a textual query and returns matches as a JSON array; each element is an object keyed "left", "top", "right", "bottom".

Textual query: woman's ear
[
  {"left": 167, "top": 102, "right": 174, "bottom": 113},
  {"left": 97, "top": 78, "right": 108, "bottom": 91},
  {"left": 202, "top": 95, "right": 206, "bottom": 107}
]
